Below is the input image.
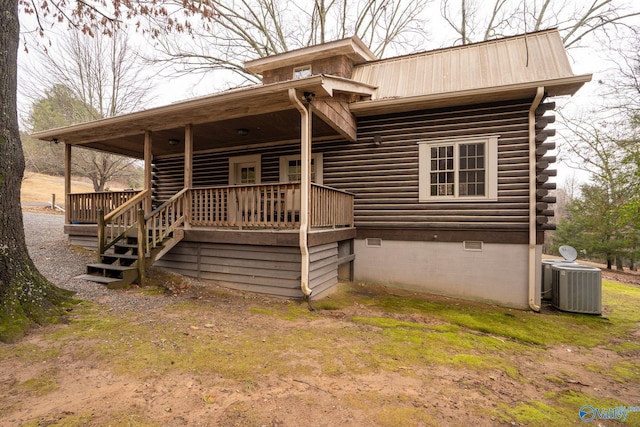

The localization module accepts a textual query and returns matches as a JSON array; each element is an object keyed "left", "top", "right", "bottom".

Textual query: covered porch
[{"left": 33, "top": 72, "right": 375, "bottom": 299}]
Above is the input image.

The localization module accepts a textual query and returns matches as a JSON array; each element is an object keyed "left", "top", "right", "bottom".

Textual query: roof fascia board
[
  {"left": 349, "top": 74, "right": 592, "bottom": 116},
  {"left": 319, "top": 75, "right": 377, "bottom": 97}
]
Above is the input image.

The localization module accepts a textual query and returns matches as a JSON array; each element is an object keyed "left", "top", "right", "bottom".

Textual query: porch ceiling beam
[{"left": 311, "top": 97, "right": 357, "bottom": 142}]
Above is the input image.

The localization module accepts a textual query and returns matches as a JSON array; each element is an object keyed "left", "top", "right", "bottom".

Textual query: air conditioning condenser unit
[{"left": 551, "top": 264, "right": 602, "bottom": 315}]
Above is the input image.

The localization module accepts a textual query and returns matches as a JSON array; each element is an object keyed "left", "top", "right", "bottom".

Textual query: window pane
[
  {"left": 458, "top": 142, "right": 485, "bottom": 197},
  {"left": 446, "top": 146, "right": 453, "bottom": 157},
  {"left": 285, "top": 157, "right": 317, "bottom": 182}
]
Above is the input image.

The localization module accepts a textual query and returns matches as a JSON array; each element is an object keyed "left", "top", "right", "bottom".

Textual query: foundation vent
[
  {"left": 365, "top": 238, "right": 382, "bottom": 247},
  {"left": 463, "top": 241, "right": 483, "bottom": 251}
]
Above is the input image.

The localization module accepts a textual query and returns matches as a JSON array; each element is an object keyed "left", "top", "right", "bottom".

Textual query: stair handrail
[
  {"left": 144, "top": 188, "right": 188, "bottom": 255},
  {"left": 97, "top": 189, "right": 150, "bottom": 259}
]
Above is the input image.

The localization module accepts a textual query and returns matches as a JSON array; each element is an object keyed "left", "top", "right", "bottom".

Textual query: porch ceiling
[
  {"left": 79, "top": 109, "right": 339, "bottom": 158},
  {"left": 31, "top": 75, "right": 376, "bottom": 159}
]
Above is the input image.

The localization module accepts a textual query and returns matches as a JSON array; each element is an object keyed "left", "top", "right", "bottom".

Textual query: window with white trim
[
  {"left": 279, "top": 153, "right": 323, "bottom": 184},
  {"left": 229, "top": 154, "right": 261, "bottom": 185},
  {"left": 418, "top": 136, "right": 498, "bottom": 202}
]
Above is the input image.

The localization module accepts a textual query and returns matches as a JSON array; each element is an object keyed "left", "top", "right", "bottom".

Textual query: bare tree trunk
[{"left": 0, "top": 0, "right": 73, "bottom": 342}]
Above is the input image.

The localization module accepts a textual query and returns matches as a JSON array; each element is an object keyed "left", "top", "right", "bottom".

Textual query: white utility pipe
[
  {"left": 528, "top": 87, "right": 545, "bottom": 312},
  {"left": 288, "top": 88, "right": 313, "bottom": 298}
]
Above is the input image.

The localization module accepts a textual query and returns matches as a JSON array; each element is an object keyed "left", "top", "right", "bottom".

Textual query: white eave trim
[{"left": 349, "top": 74, "right": 592, "bottom": 116}]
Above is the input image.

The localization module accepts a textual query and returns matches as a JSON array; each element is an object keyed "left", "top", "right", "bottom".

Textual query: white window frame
[
  {"left": 293, "top": 65, "right": 312, "bottom": 80},
  {"left": 279, "top": 153, "right": 323, "bottom": 185},
  {"left": 229, "top": 154, "right": 261, "bottom": 185},
  {"left": 418, "top": 135, "right": 498, "bottom": 202}
]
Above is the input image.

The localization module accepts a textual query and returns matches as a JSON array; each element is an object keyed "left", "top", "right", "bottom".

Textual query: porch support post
[
  {"left": 64, "top": 142, "right": 71, "bottom": 224},
  {"left": 184, "top": 124, "right": 193, "bottom": 228},
  {"left": 144, "top": 130, "right": 153, "bottom": 213},
  {"left": 289, "top": 88, "right": 313, "bottom": 298}
]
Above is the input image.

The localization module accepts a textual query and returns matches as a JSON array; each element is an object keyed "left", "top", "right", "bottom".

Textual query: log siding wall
[
  {"left": 152, "top": 99, "right": 539, "bottom": 243},
  {"left": 323, "top": 99, "right": 534, "bottom": 242}
]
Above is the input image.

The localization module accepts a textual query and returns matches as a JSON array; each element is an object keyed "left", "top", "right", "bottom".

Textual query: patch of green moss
[
  {"left": 249, "top": 304, "right": 316, "bottom": 321},
  {"left": 351, "top": 316, "right": 429, "bottom": 330},
  {"left": 608, "top": 341, "right": 640, "bottom": 354},
  {"left": 0, "top": 342, "right": 61, "bottom": 362},
  {"left": 609, "top": 361, "right": 640, "bottom": 382},
  {"left": 493, "top": 400, "right": 563, "bottom": 426},
  {"left": 544, "top": 375, "right": 565, "bottom": 384},
  {"left": 19, "top": 375, "right": 58, "bottom": 396},
  {"left": 348, "top": 315, "right": 527, "bottom": 378},
  {"left": 0, "top": 310, "right": 32, "bottom": 343},
  {"left": 0, "top": 268, "right": 77, "bottom": 342},
  {"left": 357, "top": 280, "right": 640, "bottom": 348},
  {"left": 552, "top": 389, "right": 637, "bottom": 422}
]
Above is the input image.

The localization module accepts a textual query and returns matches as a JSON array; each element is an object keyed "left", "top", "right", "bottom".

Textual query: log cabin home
[{"left": 33, "top": 29, "right": 591, "bottom": 309}]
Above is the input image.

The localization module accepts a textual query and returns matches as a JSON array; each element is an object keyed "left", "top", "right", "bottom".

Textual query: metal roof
[{"left": 351, "top": 29, "right": 590, "bottom": 102}]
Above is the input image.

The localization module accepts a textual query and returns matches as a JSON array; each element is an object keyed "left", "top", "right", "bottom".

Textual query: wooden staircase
[{"left": 77, "top": 189, "right": 187, "bottom": 288}]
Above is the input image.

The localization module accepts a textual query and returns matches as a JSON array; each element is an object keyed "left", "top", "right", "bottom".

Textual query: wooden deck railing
[
  {"left": 97, "top": 190, "right": 150, "bottom": 257},
  {"left": 70, "top": 184, "right": 354, "bottom": 231},
  {"left": 145, "top": 188, "right": 188, "bottom": 255},
  {"left": 311, "top": 184, "right": 354, "bottom": 228},
  {"left": 190, "top": 183, "right": 302, "bottom": 229},
  {"left": 67, "top": 190, "right": 139, "bottom": 224}
]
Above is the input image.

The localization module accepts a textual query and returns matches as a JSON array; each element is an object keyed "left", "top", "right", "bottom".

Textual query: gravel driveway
[{"left": 23, "top": 211, "right": 180, "bottom": 311}]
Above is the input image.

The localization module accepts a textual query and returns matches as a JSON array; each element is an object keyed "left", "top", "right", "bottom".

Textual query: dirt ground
[{"left": 2, "top": 210, "right": 640, "bottom": 426}]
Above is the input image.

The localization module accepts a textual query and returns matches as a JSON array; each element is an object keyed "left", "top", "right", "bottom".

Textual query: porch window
[
  {"left": 279, "top": 153, "right": 323, "bottom": 184},
  {"left": 418, "top": 136, "right": 498, "bottom": 202},
  {"left": 229, "top": 154, "right": 261, "bottom": 185}
]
